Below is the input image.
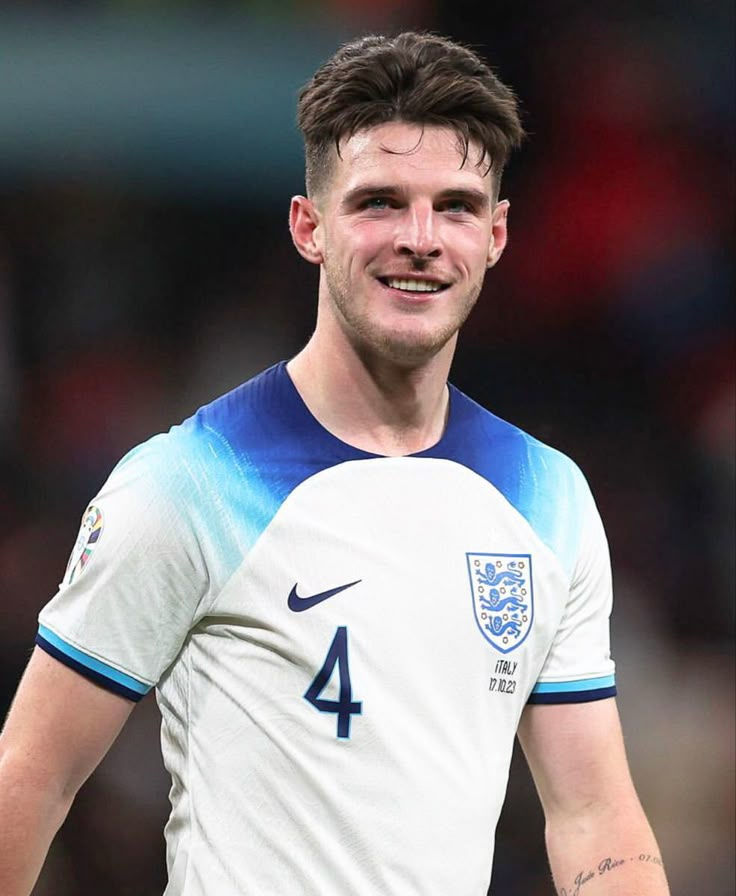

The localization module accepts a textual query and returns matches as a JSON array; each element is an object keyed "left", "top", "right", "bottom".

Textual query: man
[{"left": 0, "top": 32, "right": 669, "bottom": 896}]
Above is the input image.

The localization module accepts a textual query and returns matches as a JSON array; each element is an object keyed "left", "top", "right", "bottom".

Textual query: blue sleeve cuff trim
[
  {"left": 531, "top": 674, "right": 616, "bottom": 695},
  {"left": 36, "top": 626, "right": 150, "bottom": 703},
  {"left": 527, "top": 685, "right": 617, "bottom": 705}
]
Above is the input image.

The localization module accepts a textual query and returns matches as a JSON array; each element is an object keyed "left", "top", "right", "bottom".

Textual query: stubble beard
[{"left": 323, "top": 255, "right": 484, "bottom": 368}]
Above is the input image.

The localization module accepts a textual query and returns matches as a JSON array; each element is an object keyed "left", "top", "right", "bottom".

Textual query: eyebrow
[
  {"left": 436, "top": 188, "right": 491, "bottom": 210},
  {"left": 341, "top": 185, "right": 491, "bottom": 210}
]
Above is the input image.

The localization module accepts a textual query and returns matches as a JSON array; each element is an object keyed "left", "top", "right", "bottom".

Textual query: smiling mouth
[{"left": 377, "top": 277, "right": 450, "bottom": 293}]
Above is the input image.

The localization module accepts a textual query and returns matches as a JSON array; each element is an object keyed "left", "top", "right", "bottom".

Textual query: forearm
[
  {"left": 0, "top": 747, "right": 73, "bottom": 895},
  {"left": 546, "top": 806, "right": 670, "bottom": 896},
  {"left": 0, "top": 649, "right": 134, "bottom": 894}
]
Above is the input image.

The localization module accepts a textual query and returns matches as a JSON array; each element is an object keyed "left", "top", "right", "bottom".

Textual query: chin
[{"left": 365, "top": 326, "right": 456, "bottom": 367}]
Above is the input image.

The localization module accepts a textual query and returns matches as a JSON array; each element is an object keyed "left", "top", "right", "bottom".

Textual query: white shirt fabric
[{"left": 38, "top": 361, "right": 616, "bottom": 895}]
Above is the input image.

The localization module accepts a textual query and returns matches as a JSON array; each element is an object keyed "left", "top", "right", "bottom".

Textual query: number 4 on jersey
[{"left": 304, "top": 626, "right": 362, "bottom": 739}]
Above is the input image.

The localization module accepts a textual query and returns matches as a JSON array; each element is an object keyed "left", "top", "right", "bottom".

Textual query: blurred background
[{"left": 0, "top": 1, "right": 733, "bottom": 894}]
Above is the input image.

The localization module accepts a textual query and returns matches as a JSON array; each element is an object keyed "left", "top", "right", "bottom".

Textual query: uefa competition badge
[
  {"left": 64, "top": 505, "right": 104, "bottom": 585},
  {"left": 467, "top": 553, "right": 534, "bottom": 653}
]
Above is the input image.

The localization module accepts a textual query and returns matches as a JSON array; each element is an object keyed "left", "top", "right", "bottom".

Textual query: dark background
[{"left": 0, "top": 2, "right": 733, "bottom": 894}]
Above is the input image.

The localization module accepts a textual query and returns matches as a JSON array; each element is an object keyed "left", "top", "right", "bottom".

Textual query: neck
[{"left": 287, "top": 329, "right": 455, "bottom": 457}]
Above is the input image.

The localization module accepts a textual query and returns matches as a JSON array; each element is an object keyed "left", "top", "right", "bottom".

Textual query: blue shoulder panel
[
  {"left": 422, "top": 387, "right": 588, "bottom": 577},
  {"left": 135, "top": 363, "right": 373, "bottom": 570},
  {"left": 115, "top": 364, "right": 586, "bottom": 581}
]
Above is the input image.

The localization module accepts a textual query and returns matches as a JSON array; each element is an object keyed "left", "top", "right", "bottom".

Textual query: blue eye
[
  {"left": 444, "top": 199, "right": 470, "bottom": 213},
  {"left": 364, "top": 197, "right": 389, "bottom": 210}
]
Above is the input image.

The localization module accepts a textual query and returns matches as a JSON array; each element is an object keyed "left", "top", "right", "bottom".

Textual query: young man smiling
[
  {"left": 0, "top": 32, "right": 669, "bottom": 896},
  {"left": 288, "top": 120, "right": 506, "bottom": 443}
]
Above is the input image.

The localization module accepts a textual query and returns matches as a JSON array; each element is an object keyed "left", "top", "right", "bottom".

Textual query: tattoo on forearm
[{"left": 557, "top": 854, "right": 664, "bottom": 895}]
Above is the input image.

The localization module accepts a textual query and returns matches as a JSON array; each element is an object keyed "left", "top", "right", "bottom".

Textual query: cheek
[
  {"left": 335, "top": 224, "right": 388, "bottom": 268},
  {"left": 446, "top": 230, "right": 492, "bottom": 271},
  {"left": 351, "top": 219, "right": 393, "bottom": 244}
]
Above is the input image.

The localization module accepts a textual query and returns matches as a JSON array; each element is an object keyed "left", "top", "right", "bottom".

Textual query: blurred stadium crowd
[{"left": 0, "top": 2, "right": 733, "bottom": 894}]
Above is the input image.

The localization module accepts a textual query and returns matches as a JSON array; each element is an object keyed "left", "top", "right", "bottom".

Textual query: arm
[
  {"left": 0, "top": 647, "right": 135, "bottom": 896},
  {"left": 518, "top": 697, "right": 670, "bottom": 896}
]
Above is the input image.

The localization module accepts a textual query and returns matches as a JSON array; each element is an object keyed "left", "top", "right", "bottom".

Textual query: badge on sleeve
[
  {"left": 64, "top": 505, "right": 104, "bottom": 585},
  {"left": 467, "top": 553, "right": 534, "bottom": 653}
]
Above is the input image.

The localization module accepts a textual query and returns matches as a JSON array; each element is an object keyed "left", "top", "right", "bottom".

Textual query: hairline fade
[{"left": 297, "top": 31, "right": 526, "bottom": 199}]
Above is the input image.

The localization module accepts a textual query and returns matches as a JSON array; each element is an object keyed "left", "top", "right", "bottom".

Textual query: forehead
[{"left": 329, "top": 121, "right": 492, "bottom": 197}]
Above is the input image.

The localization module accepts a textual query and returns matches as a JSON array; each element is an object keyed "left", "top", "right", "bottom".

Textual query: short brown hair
[{"left": 297, "top": 31, "right": 525, "bottom": 197}]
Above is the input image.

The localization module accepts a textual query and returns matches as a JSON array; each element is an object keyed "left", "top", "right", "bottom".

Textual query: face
[{"left": 291, "top": 121, "right": 509, "bottom": 367}]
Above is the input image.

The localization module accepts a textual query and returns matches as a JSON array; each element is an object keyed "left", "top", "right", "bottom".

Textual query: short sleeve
[
  {"left": 528, "top": 476, "right": 617, "bottom": 704},
  {"left": 37, "top": 432, "right": 210, "bottom": 701}
]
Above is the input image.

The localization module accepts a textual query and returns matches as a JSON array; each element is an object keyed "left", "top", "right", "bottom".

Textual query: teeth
[{"left": 386, "top": 278, "right": 442, "bottom": 292}]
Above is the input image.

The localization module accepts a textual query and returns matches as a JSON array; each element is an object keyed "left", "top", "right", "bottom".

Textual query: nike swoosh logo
[{"left": 288, "top": 579, "right": 362, "bottom": 612}]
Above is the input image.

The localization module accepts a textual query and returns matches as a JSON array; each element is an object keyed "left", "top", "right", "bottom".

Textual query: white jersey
[{"left": 38, "top": 361, "right": 616, "bottom": 895}]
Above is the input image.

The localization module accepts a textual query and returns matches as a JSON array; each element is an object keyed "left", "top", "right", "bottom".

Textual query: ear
[
  {"left": 290, "top": 195, "right": 324, "bottom": 265},
  {"left": 486, "top": 199, "right": 510, "bottom": 269}
]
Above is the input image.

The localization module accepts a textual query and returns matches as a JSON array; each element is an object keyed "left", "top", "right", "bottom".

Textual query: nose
[{"left": 394, "top": 202, "right": 442, "bottom": 259}]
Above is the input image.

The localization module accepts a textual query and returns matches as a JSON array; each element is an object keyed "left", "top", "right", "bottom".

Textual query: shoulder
[
  {"left": 110, "top": 361, "right": 343, "bottom": 559},
  {"left": 445, "top": 384, "right": 590, "bottom": 498},
  {"left": 443, "top": 385, "right": 596, "bottom": 575},
  {"left": 115, "top": 361, "right": 290, "bottom": 483}
]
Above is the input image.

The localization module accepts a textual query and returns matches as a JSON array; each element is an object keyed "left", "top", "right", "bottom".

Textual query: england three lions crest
[{"left": 467, "top": 553, "right": 534, "bottom": 653}]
